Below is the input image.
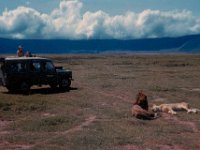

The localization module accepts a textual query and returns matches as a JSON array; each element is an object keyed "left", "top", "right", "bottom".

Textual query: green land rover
[{"left": 0, "top": 56, "right": 73, "bottom": 93}]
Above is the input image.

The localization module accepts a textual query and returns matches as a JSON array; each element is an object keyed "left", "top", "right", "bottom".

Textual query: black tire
[
  {"left": 20, "top": 81, "right": 30, "bottom": 93},
  {"left": 6, "top": 85, "right": 16, "bottom": 93},
  {"left": 59, "top": 79, "right": 71, "bottom": 90}
]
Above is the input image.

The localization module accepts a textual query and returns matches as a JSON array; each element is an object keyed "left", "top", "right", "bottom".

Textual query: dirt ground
[{"left": 0, "top": 54, "right": 200, "bottom": 150}]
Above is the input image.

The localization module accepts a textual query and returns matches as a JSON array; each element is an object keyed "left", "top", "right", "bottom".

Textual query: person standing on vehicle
[{"left": 17, "top": 45, "right": 24, "bottom": 57}]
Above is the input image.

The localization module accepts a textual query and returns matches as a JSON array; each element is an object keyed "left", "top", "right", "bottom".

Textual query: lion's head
[
  {"left": 135, "top": 91, "right": 147, "bottom": 103},
  {"left": 134, "top": 91, "right": 148, "bottom": 110},
  {"left": 151, "top": 104, "right": 161, "bottom": 112}
]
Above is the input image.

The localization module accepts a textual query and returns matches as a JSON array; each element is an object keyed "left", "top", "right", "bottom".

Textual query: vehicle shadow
[{"left": 3, "top": 87, "right": 78, "bottom": 95}]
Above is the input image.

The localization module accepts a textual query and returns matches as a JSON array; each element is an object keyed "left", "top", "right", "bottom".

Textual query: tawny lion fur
[
  {"left": 132, "top": 91, "right": 158, "bottom": 120},
  {"left": 152, "top": 102, "right": 199, "bottom": 115}
]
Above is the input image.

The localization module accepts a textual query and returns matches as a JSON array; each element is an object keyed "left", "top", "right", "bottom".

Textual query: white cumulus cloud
[{"left": 0, "top": 0, "right": 200, "bottom": 39}]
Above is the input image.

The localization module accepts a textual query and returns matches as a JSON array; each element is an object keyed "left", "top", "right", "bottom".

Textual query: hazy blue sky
[
  {"left": 0, "top": 0, "right": 200, "bottom": 39},
  {"left": 1, "top": 0, "right": 200, "bottom": 16}
]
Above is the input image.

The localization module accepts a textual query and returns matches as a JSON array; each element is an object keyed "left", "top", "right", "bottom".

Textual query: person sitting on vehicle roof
[
  {"left": 17, "top": 45, "right": 24, "bottom": 57},
  {"left": 26, "top": 51, "right": 32, "bottom": 57}
]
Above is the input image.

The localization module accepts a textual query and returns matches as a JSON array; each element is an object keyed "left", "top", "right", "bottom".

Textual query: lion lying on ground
[
  {"left": 152, "top": 102, "right": 199, "bottom": 115},
  {"left": 132, "top": 91, "right": 158, "bottom": 120}
]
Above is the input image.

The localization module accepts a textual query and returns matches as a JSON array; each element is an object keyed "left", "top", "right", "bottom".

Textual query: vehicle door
[
  {"left": 6, "top": 61, "right": 28, "bottom": 85},
  {"left": 41, "top": 60, "right": 57, "bottom": 84},
  {"left": 29, "top": 60, "right": 42, "bottom": 85}
]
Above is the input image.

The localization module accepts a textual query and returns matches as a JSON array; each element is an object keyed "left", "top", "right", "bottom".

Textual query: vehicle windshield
[{"left": 42, "top": 61, "right": 55, "bottom": 73}]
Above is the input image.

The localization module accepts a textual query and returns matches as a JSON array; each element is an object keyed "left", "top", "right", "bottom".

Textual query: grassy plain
[{"left": 0, "top": 54, "right": 200, "bottom": 149}]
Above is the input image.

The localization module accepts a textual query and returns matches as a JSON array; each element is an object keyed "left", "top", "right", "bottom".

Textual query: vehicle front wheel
[{"left": 59, "top": 79, "right": 71, "bottom": 90}]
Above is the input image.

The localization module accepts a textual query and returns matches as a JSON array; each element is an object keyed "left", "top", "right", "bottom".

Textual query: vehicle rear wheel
[
  {"left": 59, "top": 79, "right": 71, "bottom": 90},
  {"left": 6, "top": 85, "right": 16, "bottom": 93},
  {"left": 20, "top": 81, "right": 30, "bottom": 93}
]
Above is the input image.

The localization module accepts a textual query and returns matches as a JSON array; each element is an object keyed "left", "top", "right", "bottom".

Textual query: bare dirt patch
[
  {"left": 162, "top": 113, "right": 199, "bottom": 132},
  {"left": 155, "top": 144, "right": 186, "bottom": 150},
  {"left": 0, "top": 119, "right": 12, "bottom": 136},
  {"left": 173, "top": 117, "right": 198, "bottom": 133},
  {"left": 181, "top": 87, "right": 200, "bottom": 92},
  {"left": 0, "top": 142, "right": 32, "bottom": 150},
  {"left": 41, "top": 113, "right": 56, "bottom": 117},
  {"left": 31, "top": 115, "right": 96, "bottom": 148},
  {"left": 118, "top": 144, "right": 140, "bottom": 150},
  {"left": 63, "top": 115, "right": 96, "bottom": 134}
]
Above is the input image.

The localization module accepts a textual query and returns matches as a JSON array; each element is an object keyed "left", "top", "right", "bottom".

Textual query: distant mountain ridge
[{"left": 0, "top": 34, "right": 200, "bottom": 54}]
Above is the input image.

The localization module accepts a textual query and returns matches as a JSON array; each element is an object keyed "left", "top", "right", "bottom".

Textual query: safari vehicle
[{"left": 0, "top": 56, "right": 72, "bottom": 93}]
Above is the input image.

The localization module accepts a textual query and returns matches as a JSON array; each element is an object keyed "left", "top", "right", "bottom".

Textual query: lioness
[{"left": 152, "top": 102, "right": 199, "bottom": 115}]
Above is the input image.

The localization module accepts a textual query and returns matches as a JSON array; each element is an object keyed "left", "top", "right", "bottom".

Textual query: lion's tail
[
  {"left": 196, "top": 108, "right": 200, "bottom": 112},
  {"left": 187, "top": 108, "right": 200, "bottom": 113}
]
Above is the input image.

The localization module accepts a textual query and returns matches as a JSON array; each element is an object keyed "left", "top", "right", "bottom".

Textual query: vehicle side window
[
  {"left": 44, "top": 61, "right": 55, "bottom": 73},
  {"left": 30, "top": 62, "right": 41, "bottom": 72},
  {"left": 17, "top": 62, "right": 27, "bottom": 72},
  {"left": 10, "top": 63, "right": 18, "bottom": 72},
  {"left": 9, "top": 62, "right": 27, "bottom": 73}
]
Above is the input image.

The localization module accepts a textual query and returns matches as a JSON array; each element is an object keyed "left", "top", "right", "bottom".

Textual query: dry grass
[{"left": 0, "top": 54, "right": 200, "bottom": 149}]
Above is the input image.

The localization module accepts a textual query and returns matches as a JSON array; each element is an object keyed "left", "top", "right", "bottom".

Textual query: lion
[
  {"left": 132, "top": 91, "right": 158, "bottom": 120},
  {"left": 152, "top": 102, "right": 199, "bottom": 115}
]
